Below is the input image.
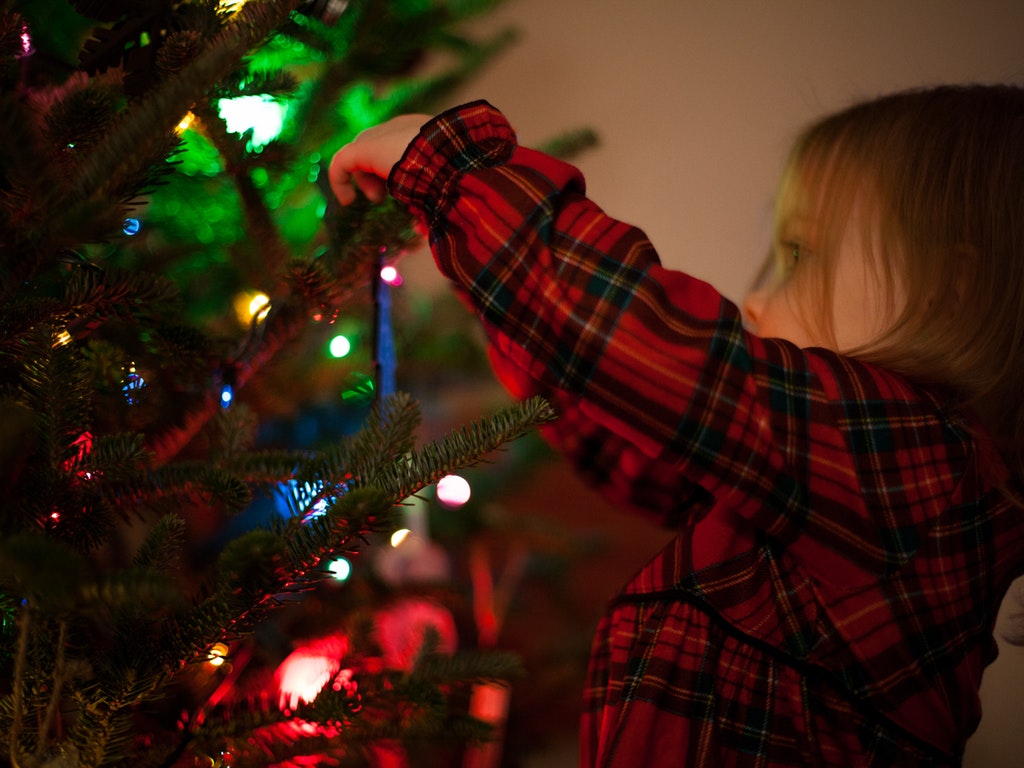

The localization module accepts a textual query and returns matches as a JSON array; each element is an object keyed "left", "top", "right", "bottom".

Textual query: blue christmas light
[
  {"left": 220, "top": 384, "right": 234, "bottom": 408},
  {"left": 123, "top": 217, "right": 141, "bottom": 236}
]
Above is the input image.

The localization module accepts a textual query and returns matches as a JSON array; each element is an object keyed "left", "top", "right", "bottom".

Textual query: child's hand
[{"left": 328, "top": 114, "right": 431, "bottom": 206}]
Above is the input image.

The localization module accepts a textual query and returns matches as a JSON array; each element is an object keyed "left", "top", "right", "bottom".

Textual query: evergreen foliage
[{"left": 0, "top": 1, "right": 559, "bottom": 765}]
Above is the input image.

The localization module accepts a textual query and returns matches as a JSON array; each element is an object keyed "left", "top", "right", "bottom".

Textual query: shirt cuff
[{"left": 387, "top": 100, "right": 518, "bottom": 223}]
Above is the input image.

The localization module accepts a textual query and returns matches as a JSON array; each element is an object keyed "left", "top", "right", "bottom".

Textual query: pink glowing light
[
  {"left": 379, "top": 265, "right": 402, "bottom": 286},
  {"left": 436, "top": 474, "right": 471, "bottom": 507}
]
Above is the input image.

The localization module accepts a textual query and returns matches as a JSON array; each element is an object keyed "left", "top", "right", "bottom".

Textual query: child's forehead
[{"left": 778, "top": 162, "right": 879, "bottom": 233}]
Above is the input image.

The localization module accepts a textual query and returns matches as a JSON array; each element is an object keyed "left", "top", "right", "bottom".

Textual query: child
[{"left": 329, "top": 86, "right": 1024, "bottom": 766}]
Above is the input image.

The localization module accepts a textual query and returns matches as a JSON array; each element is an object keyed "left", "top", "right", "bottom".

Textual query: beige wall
[{"left": 441, "top": 1, "right": 1024, "bottom": 764}]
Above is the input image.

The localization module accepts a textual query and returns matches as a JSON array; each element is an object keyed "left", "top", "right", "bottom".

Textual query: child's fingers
[
  {"left": 328, "top": 146, "right": 361, "bottom": 206},
  {"left": 328, "top": 114, "right": 432, "bottom": 206},
  {"left": 353, "top": 171, "right": 387, "bottom": 203},
  {"left": 328, "top": 144, "right": 389, "bottom": 205}
]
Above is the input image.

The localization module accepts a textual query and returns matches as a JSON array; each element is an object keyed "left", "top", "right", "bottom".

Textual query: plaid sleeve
[
  {"left": 390, "top": 102, "right": 970, "bottom": 580},
  {"left": 486, "top": 343, "right": 712, "bottom": 529}
]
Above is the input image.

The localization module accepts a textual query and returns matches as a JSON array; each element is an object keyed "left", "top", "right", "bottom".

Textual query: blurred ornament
[
  {"left": 298, "top": 0, "right": 349, "bottom": 25},
  {"left": 374, "top": 534, "right": 451, "bottom": 586},
  {"left": 274, "top": 634, "right": 349, "bottom": 712},
  {"left": 374, "top": 598, "right": 457, "bottom": 671},
  {"left": 465, "top": 682, "right": 511, "bottom": 768},
  {"left": 18, "top": 24, "right": 33, "bottom": 57}
]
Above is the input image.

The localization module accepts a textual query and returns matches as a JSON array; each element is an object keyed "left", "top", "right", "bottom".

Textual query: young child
[{"left": 329, "top": 86, "right": 1024, "bottom": 767}]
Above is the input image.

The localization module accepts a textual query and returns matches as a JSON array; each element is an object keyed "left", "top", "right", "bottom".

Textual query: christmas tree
[{"left": 0, "top": 1, "right": 570, "bottom": 765}]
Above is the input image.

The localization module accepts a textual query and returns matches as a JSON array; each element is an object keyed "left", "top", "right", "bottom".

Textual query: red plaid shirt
[{"left": 388, "top": 101, "right": 1024, "bottom": 767}]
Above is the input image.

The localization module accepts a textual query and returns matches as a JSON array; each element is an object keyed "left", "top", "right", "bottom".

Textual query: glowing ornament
[
  {"left": 272, "top": 477, "right": 351, "bottom": 522},
  {"left": 61, "top": 431, "right": 94, "bottom": 476},
  {"left": 304, "top": 497, "right": 330, "bottom": 521},
  {"left": 341, "top": 371, "right": 375, "bottom": 405},
  {"left": 217, "top": 95, "right": 285, "bottom": 151},
  {"left": 328, "top": 334, "right": 351, "bottom": 359},
  {"left": 122, "top": 364, "right": 145, "bottom": 404},
  {"left": 436, "top": 474, "right": 471, "bottom": 508},
  {"left": 220, "top": 384, "right": 234, "bottom": 408},
  {"left": 122, "top": 217, "right": 140, "bottom": 236}
]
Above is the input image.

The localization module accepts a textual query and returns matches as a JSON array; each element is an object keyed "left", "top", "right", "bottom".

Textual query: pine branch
[
  {"left": 0, "top": 1, "right": 566, "bottom": 763},
  {"left": 371, "top": 396, "right": 557, "bottom": 501},
  {"left": 0, "top": 297, "right": 64, "bottom": 351},
  {"left": 63, "top": 266, "right": 182, "bottom": 321},
  {"left": 131, "top": 513, "right": 186, "bottom": 572},
  {"left": 0, "top": 93, "right": 78, "bottom": 289},
  {"left": 13, "top": 326, "right": 92, "bottom": 478},
  {"left": 32, "top": 0, "right": 303, "bottom": 252},
  {"left": 101, "top": 461, "right": 254, "bottom": 517},
  {"left": 349, "top": 393, "right": 422, "bottom": 476},
  {"left": 189, "top": 98, "right": 293, "bottom": 280}
]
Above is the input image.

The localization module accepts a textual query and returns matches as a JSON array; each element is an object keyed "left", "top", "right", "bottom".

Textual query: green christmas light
[
  {"left": 217, "top": 95, "right": 287, "bottom": 151},
  {"left": 328, "top": 334, "right": 352, "bottom": 359}
]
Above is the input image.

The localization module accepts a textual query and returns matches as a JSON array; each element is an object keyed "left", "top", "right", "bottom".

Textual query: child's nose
[{"left": 742, "top": 289, "right": 765, "bottom": 333}]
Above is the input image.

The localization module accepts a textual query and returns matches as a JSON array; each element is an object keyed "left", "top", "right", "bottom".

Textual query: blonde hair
[{"left": 774, "top": 85, "right": 1024, "bottom": 481}]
